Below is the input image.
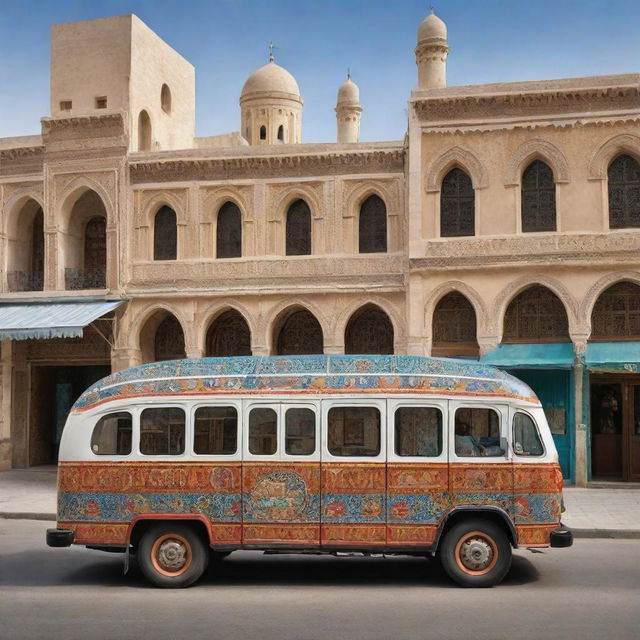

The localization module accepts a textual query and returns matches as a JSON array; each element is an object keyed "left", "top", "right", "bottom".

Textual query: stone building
[{"left": 1, "top": 11, "right": 639, "bottom": 484}]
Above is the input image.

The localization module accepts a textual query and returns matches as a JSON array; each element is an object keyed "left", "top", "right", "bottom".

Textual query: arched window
[
  {"left": 440, "top": 168, "right": 474, "bottom": 237},
  {"left": 216, "top": 202, "right": 242, "bottom": 259},
  {"left": 259, "top": 125, "right": 266, "bottom": 140},
  {"left": 359, "top": 195, "right": 387, "bottom": 253},
  {"left": 161, "top": 84, "right": 172, "bottom": 114},
  {"left": 83, "top": 216, "right": 107, "bottom": 288},
  {"left": 275, "top": 309, "right": 323, "bottom": 355},
  {"left": 591, "top": 282, "right": 640, "bottom": 341},
  {"left": 503, "top": 285, "right": 569, "bottom": 343},
  {"left": 277, "top": 125, "right": 284, "bottom": 142},
  {"left": 286, "top": 199, "right": 311, "bottom": 256},
  {"left": 154, "top": 206, "right": 177, "bottom": 260},
  {"left": 608, "top": 154, "right": 640, "bottom": 229},
  {"left": 138, "top": 110, "right": 152, "bottom": 151},
  {"left": 8, "top": 202, "right": 45, "bottom": 292},
  {"left": 521, "top": 160, "right": 556, "bottom": 232},
  {"left": 206, "top": 310, "right": 252, "bottom": 356},
  {"left": 31, "top": 207, "right": 44, "bottom": 289},
  {"left": 154, "top": 314, "right": 186, "bottom": 361},
  {"left": 432, "top": 292, "right": 479, "bottom": 357},
  {"left": 345, "top": 304, "right": 394, "bottom": 354}
]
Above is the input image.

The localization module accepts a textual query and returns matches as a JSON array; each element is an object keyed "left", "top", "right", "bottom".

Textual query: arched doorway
[
  {"left": 206, "top": 310, "right": 251, "bottom": 356},
  {"left": 590, "top": 281, "right": 640, "bottom": 481},
  {"left": 7, "top": 198, "right": 44, "bottom": 291},
  {"left": 431, "top": 292, "right": 478, "bottom": 358},
  {"left": 344, "top": 304, "right": 394, "bottom": 354},
  {"left": 139, "top": 310, "right": 186, "bottom": 363},
  {"left": 274, "top": 308, "right": 323, "bottom": 355}
]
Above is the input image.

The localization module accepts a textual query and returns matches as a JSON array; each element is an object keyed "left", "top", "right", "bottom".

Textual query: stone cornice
[
  {"left": 411, "top": 81, "right": 640, "bottom": 124},
  {"left": 130, "top": 148, "right": 405, "bottom": 183},
  {"left": 41, "top": 112, "right": 126, "bottom": 135},
  {"left": 0, "top": 146, "right": 44, "bottom": 178},
  {"left": 410, "top": 232, "right": 640, "bottom": 269}
]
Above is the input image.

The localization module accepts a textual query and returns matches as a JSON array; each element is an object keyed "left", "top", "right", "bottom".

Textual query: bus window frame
[
  {"left": 510, "top": 407, "right": 546, "bottom": 458},
  {"left": 88, "top": 406, "right": 137, "bottom": 460},
  {"left": 386, "top": 398, "right": 448, "bottom": 463},
  {"left": 189, "top": 400, "right": 242, "bottom": 460},
  {"left": 281, "top": 402, "right": 320, "bottom": 462},
  {"left": 448, "top": 401, "right": 511, "bottom": 462},
  {"left": 321, "top": 398, "right": 386, "bottom": 462},
  {"left": 243, "top": 401, "right": 281, "bottom": 460},
  {"left": 138, "top": 403, "right": 189, "bottom": 459}
]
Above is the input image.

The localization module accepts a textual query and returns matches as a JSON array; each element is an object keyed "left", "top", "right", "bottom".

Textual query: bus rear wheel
[
  {"left": 138, "top": 523, "right": 208, "bottom": 588},
  {"left": 439, "top": 519, "right": 511, "bottom": 588}
]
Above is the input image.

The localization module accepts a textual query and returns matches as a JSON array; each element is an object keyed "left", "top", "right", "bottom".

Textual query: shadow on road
[{"left": 0, "top": 548, "right": 539, "bottom": 589}]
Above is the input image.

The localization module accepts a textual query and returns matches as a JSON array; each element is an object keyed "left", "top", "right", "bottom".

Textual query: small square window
[
  {"left": 60, "top": 100, "right": 72, "bottom": 111},
  {"left": 95, "top": 96, "right": 107, "bottom": 109}
]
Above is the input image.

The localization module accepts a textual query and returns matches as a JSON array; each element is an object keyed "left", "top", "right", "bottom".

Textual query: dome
[
  {"left": 337, "top": 77, "right": 361, "bottom": 107},
  {"left": 241, "top": 61, "right": 300, "bottom": 99},
  {"left": 417, "top": 11, "right": 447, "bottom": 44}
]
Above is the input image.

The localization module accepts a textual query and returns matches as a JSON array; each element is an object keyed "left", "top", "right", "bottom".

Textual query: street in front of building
[{"left": 0, "top": 519, "right": 638, "bottom": 640}]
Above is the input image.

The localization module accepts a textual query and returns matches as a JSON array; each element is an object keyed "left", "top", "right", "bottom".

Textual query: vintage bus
[{"left": 46, "top": 355, "right": 572, "bottom": 588}]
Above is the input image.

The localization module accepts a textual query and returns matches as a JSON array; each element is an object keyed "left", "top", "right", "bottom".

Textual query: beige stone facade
[{"left": 1, "top": 11, "right": 640, "bottom": 483}]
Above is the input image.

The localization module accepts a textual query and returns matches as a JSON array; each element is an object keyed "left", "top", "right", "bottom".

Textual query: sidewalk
[{"left": 1, "top": 466, "right": 639, "bottom": 538}]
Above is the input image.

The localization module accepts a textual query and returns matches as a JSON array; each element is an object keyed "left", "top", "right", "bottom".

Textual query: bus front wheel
[
  {"left": 138, "top": 523, "right": 209, "bottom": 588},
  {"left": 439, "top": 519, "right": 511, "bottom": 588}
]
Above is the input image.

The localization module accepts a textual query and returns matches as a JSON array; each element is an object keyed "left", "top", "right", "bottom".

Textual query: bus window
[
  {"left": 513, "top": 412, "right": 544, "bottom": 456},
  {"left": 327, "top": 407, "right": 380, "bottom": 457},
  {"left": 395, "top": 407, "right": 442, "bottom": 457},
  {"left": 194, "top": 406, "right": 238, "bottom": 455},
  {"left": 140, "top": 407, "right": 185, "bottom": 455},
  {"left": 285, "top": 408, "right": 315, "bottom": 455},
  {"left": 249, "top": 407, "right": 277, "bottom": 455},
  {"left": 90, "top": 412, "right": 132, "bottom": 455},
  {"left": 454, "top": 407, "right": 503, "bottom": 457}
]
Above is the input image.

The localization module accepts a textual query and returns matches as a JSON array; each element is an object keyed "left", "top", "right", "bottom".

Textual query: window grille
[{"left": 440, "top": 168, "right": 474, "bottom": 237}]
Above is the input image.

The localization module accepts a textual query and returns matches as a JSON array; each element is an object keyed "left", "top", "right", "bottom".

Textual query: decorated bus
[{"left": 47, "top": 355, "right": 572, "bottom": 587}]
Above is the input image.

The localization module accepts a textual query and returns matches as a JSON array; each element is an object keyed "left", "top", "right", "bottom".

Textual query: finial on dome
[
  {"left": 268, "top": 41, "right": 276, "bottom": 63},
  {"left": 347, "top": 68, "right": 351, "bottom": 80}
]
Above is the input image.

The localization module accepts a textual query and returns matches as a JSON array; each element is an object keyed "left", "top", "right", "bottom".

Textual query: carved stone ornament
[
  {"left": 200, "top": 185, "right": 254, "bottom": 223},
  {"left": 425, "top": 146, "right": 488, "bottom": 192},
  {"left": 504, "top": 139, "right": 570, "bottom": 186},
  {"left": 589, "top": 134, "right": 640, "bottom": 180},
  {"left": 53, "top": 171, "right": 117, "bottom": 219},
  {"left": 135, "top": 188, "right": 188, "bottom": 226}
]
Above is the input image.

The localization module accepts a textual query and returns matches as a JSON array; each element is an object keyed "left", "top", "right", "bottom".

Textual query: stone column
[
  {"left": 573, "top": 341, "right": 588, "bottom": 486},
  {"left": 0, "top": 341, "right": 12, "bottom": 470}
]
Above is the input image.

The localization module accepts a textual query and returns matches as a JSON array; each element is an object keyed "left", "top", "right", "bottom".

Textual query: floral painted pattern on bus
[{"left": 71, "top": 355, "right": 537, "bottom": 413}]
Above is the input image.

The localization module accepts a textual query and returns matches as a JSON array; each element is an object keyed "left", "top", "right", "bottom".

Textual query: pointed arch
[
  {"left": 440, "top": 167, "right": 475, "bottom": 237},
  {"left": 502, "top": 285, "right": 570, "bottom": 343},
  {"left": 425, "top": 146, "right": 488, "bottom": 192},
  {"left": 206, "top": 309, "right": 252, "bottom": 356},
  {"left": 6, "top": 198, "right": 44, "bottom": 292},
  {"left": 273, "top": 306, "right": 324, "bottom": 355},
  {"left": 588, "top": 134, "right": 640, "bottom": 180},
  {"left": 344, "top": 304, "right": 394, "bottom": 354},
  {"left": 359, "top": 194, "right": 387, "bottom": 253},
  {"left": 590, "top": 280, "right": 640, "bottom": 341},
  {"left": 521, "top": 159, "right": 557, "bottom": 232},
  {"left": 432, "top": 292, "right": 479, "bottom": 357},
  {"left": 138, "top": 309, "right": 186, "bottom": 363},
  {"left": 504, "top": 139, "right": 570, "bottom": 186},
  {"left": 607, "top": 154, "right": 640, "bottom": 229}
]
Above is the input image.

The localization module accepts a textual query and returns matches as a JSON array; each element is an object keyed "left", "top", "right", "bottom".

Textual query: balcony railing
[
  {"left": 65, "top": 268, "right": 106, "bottom": 290},
  {"left": 7, "top": 271, "right": 44, "bottom": 292}
]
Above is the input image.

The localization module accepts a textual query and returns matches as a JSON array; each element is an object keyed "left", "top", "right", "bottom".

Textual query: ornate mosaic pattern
[{"left": 72, "top": 355, "right": 537, "bottom": 413}]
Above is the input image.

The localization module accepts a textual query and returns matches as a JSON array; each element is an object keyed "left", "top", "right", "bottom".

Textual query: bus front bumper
[
  {"left": 47, "top": 528, "right": 75, "bottom": 547},
  {"left": 550, "top": 525, "right": 573, "bottom": 548}
]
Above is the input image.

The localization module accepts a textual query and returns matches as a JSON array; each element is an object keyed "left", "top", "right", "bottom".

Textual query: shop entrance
[
  {"left": 590, "top": 377, "right": 640, "bottom": 482},
  {"left": 29, "top": 365, "right": 110, "bottom": 465}
]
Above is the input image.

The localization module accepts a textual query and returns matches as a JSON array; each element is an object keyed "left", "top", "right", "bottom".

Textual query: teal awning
[
  {"left": 586, "top": 341, "right": 640, "bottom": 370},
  {"left": 480, "top": 343, "right": 574, "bottom": 368},
  {"left": 0, "top": 300, "right": 124, "bottom": 340}
]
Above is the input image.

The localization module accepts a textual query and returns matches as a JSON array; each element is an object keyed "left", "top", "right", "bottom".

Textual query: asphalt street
[{"left": 1, "top": 519, "right": 639, "bottom": 640}]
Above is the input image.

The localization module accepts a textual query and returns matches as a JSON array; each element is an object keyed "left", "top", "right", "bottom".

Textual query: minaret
[
  {"left": 335, "top": 72, "right": 362, "bottom": 143},
  {"left": 415, "top": 9, "right": 449, "bottom": 89}
]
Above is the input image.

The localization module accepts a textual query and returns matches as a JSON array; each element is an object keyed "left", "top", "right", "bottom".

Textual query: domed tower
[
  {"left": 415, "top": 9, "right": 449, "bottom": 89},
  {"left": 240, "top": 49, "right": 303, "bottom": 145},
  {"left": 335, "top": 73, "right": 362, "bottom": 143}
]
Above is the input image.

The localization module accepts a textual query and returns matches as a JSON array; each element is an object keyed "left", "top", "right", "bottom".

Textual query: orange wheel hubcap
[
  {"left": 454, "top": 531, "right": 499, "bottom": 576},
  {"left": 150, "top": 533, "right": 192, "bottom": 577}
]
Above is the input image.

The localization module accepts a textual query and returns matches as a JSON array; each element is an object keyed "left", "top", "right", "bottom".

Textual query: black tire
[
  {"left": 138, "top": 523, "right": 209, "bottom": 588},
  {"left": 439, "top": 518, "right": 512, "bottom": 588}
]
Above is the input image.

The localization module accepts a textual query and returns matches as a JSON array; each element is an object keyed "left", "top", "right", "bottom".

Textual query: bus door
[
  {"left": 241, "top": 401, "right": 320, "bottom": 547},
  {"left": 320, "top": 398, "right": 386, "bottom": 548},
  {"left": 386, "top": 399, "right": 449, "bottom": 547},
  {"left": 448, "top": 402, "right": 513, "bottom": 516}
]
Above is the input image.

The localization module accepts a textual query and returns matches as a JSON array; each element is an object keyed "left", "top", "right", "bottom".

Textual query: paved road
[{"left": 1, "top": 519, "right": 639, "bottom": 640}]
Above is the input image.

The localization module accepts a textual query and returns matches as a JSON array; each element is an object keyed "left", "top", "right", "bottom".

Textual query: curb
[{"left": 1, "top": 512, "right": 640, "bottom": 539}]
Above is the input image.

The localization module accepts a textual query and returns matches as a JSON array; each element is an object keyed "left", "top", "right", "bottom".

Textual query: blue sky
[{"left": 1, "top": 0, "right": 639, "bottom": 142}]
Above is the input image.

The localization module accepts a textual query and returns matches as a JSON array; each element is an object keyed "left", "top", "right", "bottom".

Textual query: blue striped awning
[{"left": 0, "top": 300, "right": 124, "bottom": 340}]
